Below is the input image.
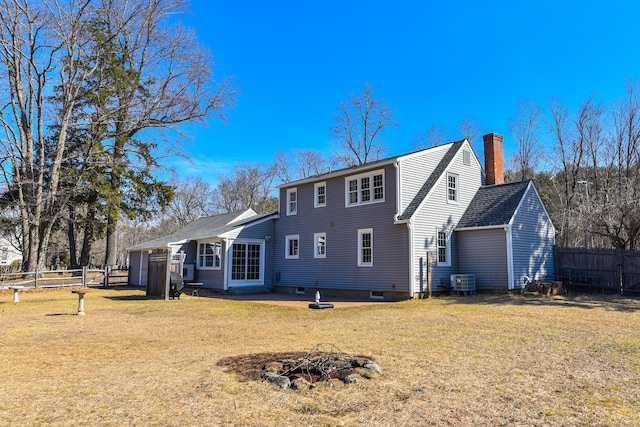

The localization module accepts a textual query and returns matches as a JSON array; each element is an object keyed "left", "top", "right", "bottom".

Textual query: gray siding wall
[
  {"left": 456, "top": 228, "right": 509, "bottom": 290},
  {"left": 128, "top": 251, "right": 142, "bottom": 285},
  {"left": 236, "top": 219, "right": 276, "bottom": 288},
  {"left": 398, "top": 146, "right": 450, "bottom": 213},
  {"left": 510, "top": 185, "right": 555, "bottom": 287},
  {"left": 410, "top": 141, "right": 483, "bottom": 291},
  {"left": 275, "top": 164, "right": 410, "bottom": 293}
]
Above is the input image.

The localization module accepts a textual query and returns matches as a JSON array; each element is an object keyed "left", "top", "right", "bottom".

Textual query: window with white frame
[
  {"left": 437, "top": 229, "right": 450, "bottom": 266},
  {"left": 345, "top": 170, "right": 385, "bottom": 206},
  {"left": 447, "top": 173, "right": 458, "bottom": 203},
  {"left": 314, "top": 182, "right": 326, "bottom": 207},
  {"left": 231, "top": 242, "right": 262, "bottom": 280},
  {"left": 286, "top": 188, "right": 297, "bottom": 215},
  {"left": 358, "top": 228, "right": 373, "bottom": 267},
  {"left": 314, "top": 232, "right": 326, "bottom": 258},
  {"left": 285, "top": 235, "right": 299, "bottom": 259},
  {"left": 198, "top": 242, "right": 221, "bottom": 269}
]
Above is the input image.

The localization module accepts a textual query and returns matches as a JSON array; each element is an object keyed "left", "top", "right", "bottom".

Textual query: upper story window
[
  {"left": 198, "top": 242, "right": 221, "bottom": 269},
  {"left": 314, "top": 182, "right": 326, "bottom": 208},
  {"left": 286, "top": 188, "right": 297, "bottom": 215},
  {"left": 285, "top": 235, "right": 299, "bottom": 259},
  {"left": 463, "top": 149, "right": 471, "bottom": 166},
  {"left": 345, "top": 170, "right": 385, "bottom": 207},
  {"left": 447, "top": 173, "right": 458, "bottom": 203}
]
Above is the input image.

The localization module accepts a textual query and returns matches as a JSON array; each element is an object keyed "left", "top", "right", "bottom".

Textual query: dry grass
[{"left": 1, "top": 287, "right": 639, "bottom": 426}]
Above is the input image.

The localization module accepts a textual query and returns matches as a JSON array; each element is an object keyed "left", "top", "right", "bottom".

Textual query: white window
[
  {"left": 231, "top": 242, "right": 262, "bottom": 281},
  {"left": 358, "top": 228, "right": 373, "bottom": 267},
  {"left": 447, "top": 173, "right": 458, "bottom": 203},
  {"left": 314, "top": 182, "right": 326, "bottom": 207},
  {"left": 437, "top": 229, "right": 451, "bottom": 266},
  {"left": 345, "top": 170, "right": 385, "bottom": 206},
  {"left": 286, "top": 188, "right": 297, "bottom": 215},
  {"left": 314, "top": 232, "right": 326, "bottom": 258},
  {"left": 198, "top": 242, "right": 221, "bottom": 269},
  {"left": 285, "top": 235, "right": 299, "bottom": 259}
]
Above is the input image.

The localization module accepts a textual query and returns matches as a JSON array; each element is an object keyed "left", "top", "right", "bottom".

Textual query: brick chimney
[{"left": 483, "top": 132, "right": 504, "bottom": 186}]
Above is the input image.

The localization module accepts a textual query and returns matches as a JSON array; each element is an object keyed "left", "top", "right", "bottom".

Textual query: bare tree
[
  {"left": 330, "top": 83, "right": 398, "bottom": 166},
  {"left": 458, "top": 115, "right": 484, "bottom": 155},
  {"left": 508, "top": 99, "right": 545, "bottom": 180},
  {"left": 412, "top": 123, "right": 449, "bottom": 150},
  {"left": 212, "top": 163, "right": 278, "bottom": 214},
  {"left": 165, "top": 177, "right": 214, "bottom": 229},
  {"left": 0, "top": 0, "right": 97, "bottom": 271},
  {"left": 273, "top": 149, "right": 332, "bottom": 183}
]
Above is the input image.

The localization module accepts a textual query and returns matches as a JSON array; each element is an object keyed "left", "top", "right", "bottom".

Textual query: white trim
[
  {"left": 407, "top": 220, "right": 415, "bottom": 298},
  {"left": 455, "top": 224, "right": 509, "bottom": 232},
  {"left": 228, "top": 239, "right": 265, "bottom": 286},
  {"left": 314, "top": 232, "right": 326, "bottom": 259},
  {"left": 357, "top": 228, "right": 373, "bottom": 267},
  {"left": 345, "top": 169, "right": 385, "bottom": 207},
  {"left": 285, "top": 234, "right": 300, "bottom": 259},
  {"left": 446, "top": 172, "right": 459, "bottom": 204},
  {"left": 196, "top": 241, "right": 222, "bottom": 270},
  {"left": 506, "top": 225, "right": 514, "bottom": 291},
  {"left": 314, "top": 181, "right": 327, "bottom": 208},
  {"left": 436, "top": 228, "right": 451, "bottom": 267},
  {"left": 286, "top": 187, "right": 298, "bottom": 216},
  {"left": 223, "top": 238, "right": 230, "bottom": 290}
]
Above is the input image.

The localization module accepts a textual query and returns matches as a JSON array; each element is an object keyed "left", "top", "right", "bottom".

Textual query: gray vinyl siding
[
  {"left": 235, "top": 219, "right": 275, "bottom": 288},
  {"left": 410, "top": 141, "right": 483, "bottom": 291},
  {"left": 128, "top": 251, "right": 142, "bottom": 285},
  {"left": 275, "top": 164, "right": 410, "bottom": 293},
  {"left": 510, "top": 186, "right": 556, "bottom": 286},
  {"left": 456, "top": 228, "right": 509, "bottom": 290},
  {"left": 398, "top": 146, "right": 450, "bottom": 213}
]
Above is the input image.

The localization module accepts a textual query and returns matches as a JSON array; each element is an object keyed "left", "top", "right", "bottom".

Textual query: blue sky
[{"left": 171, "top": 1, "right": 640, "bottom": 184}]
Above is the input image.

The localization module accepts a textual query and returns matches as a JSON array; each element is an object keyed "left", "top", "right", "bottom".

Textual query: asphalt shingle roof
[
  {"left": 397, "top": 140, "right": 465, "bottom": 221},
  {"left": 456, "top": 180, "right": 531, "bottom": 228},
  {"left": 127, "top": 210, "right": 277, "bottom": 251}
]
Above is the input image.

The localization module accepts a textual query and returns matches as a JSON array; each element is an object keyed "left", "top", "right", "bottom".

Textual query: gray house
[{"left": 128, "top": 133, "right": 556, "bottom": 300}]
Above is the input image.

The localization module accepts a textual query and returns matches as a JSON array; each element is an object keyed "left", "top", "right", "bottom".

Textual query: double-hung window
[
  {"left": 198, "top": 242, "right": 221, "bottom": 269},
  {"left": 287, "top": 188, "right": 297, "bottom": 215},
  {"left": 437, "top": 229, "right": 450, "bottom": 266},
  {"left": 314, "top": 232, "right": 326, "bottom": 258},
  {"left": 447, "top": 173, "right": 458, "bottom": 203},
  {"left": 345, "top": 170, "right": 385, "bottom": 206},
  {"left": 314, "top": 182, "right": 326, "bottom": 207},
  {"left": 358, "top": 228, "right": 373, "bottom": 267},
  {"left": 285, "top": 235, "right": 299, "bottom": 259}
]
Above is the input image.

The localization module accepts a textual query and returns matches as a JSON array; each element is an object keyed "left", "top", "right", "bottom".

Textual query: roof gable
[
  {"left": 396, "top": 140, "right": 466, "bottom": 221},
  {"left": 456, "top": 181, "right": 531, "bottom": 229}
]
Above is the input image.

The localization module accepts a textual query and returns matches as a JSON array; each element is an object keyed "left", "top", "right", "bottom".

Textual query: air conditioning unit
[
  {"left": 450, "top": 274, "right": 476, "bottom": 292},
  {"left": 182, "top": 263, "right": 195, "bottom": 281}
]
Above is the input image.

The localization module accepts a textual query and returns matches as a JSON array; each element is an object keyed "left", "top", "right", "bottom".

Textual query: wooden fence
[
  {"left": 555, "top": 247, "right": 640, "bottom": 295},
  {"left": 0, "top": 266, "right": 129, "bottom": 288}
]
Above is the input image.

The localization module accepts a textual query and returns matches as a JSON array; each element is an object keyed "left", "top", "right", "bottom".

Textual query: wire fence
[{"left": 0, "top": 266, "right": 129, "bottom": 289}]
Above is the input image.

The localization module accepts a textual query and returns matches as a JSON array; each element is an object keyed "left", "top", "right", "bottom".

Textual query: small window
[
  {"left": 370, "top": 290, "right": 384, "bottom": 300},
  {"left": 285, "top": 235, "right": 299, "bottom": 259},
  {"left": 286, "top": 188, "right": 297, "bottom": 215},
  {"left": 198, "top": 242, "right": 221, "bottom": 269},
  {"left": 463, "top": 149, "right": 471, "bottom": 166},
  {"left": 358, "top": 228, "right": 373, "bottom": 267},
  {"left": 295, "top": 287, "right": 305, "bottom": 295},
  {"left": 345, "top": 170, "right": 385, "bottom": 206},
  {"left": 314, "top": 182, "right": 326, "bottom": 207},
  {"left": 314, "top": 232, "right": 326, "bottom": 258},
  {"left": 447, "top": 173, "right": 458, "bottom": 203},
  {"left": 437, "top": 229, "right": 450, "bottom": 266}
]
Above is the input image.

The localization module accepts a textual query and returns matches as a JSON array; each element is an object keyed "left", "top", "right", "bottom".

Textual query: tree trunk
[{"left": 67, "top": 206, "right": 79, "bottom": 269}]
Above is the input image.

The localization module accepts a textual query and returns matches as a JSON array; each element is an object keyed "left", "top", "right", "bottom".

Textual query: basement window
[{"left": 370, "top": 291, "right": 384, "bottom": 300}]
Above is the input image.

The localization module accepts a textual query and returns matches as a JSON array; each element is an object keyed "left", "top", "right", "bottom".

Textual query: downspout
[
  {"left": 506, "top": 225, "right": 514, "bottom": 291},
  {"left": 408, "top": 219, "right": 415, "bottom": 298},
  {"left": 223, "top": 238, "right": 230, "bottom": 291}
]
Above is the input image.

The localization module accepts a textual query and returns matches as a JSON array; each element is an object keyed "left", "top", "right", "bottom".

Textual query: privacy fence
[
  {"left": 0, "top": 266, "right": 129, "bottom": 289},
  {"left": 555, "top": 247, "right": 640, "bottom": 295}
]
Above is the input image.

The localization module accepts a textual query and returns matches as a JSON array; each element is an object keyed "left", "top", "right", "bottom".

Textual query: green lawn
[{"left": 1, "top": 287, "right": 639, "bottom": 426}]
